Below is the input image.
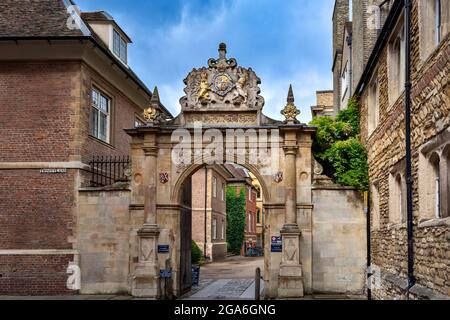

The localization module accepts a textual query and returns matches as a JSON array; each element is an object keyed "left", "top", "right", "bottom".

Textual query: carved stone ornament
[
  {"left": 141, "top": 239, "right": 154, "bottom": 262},
  {"left": 197, "top": 71, "right": 211, "bottom": 101},
  {"left": 284, "top": 238, "right": 298, "bottom": 262},
  {"left": 273, "top": 171, "right": 283, "bottom": 183},
  {"left": 143, "top": 107, "right": 158, "bottom": 123},
  {"left": 159, "top": 172, "right": 169, "bottom": 184},
  {"left": 313, "top": 159, "right": 324, "bottom": 175},
  {"left": 179, "top": 43, "right": 265, "bottom": 111},
  {"left": 212, "top": 72, "right": 234, "bottom": 96},
  {"left": 281, "top": 85, "right": 300, "bottom": 123}
]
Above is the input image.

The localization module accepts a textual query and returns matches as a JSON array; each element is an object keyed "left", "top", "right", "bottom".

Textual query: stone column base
[
  {"left": 131, "top": 224, "right": 160, "bottom": 298},
  {"left": 132, "top": 263, "right": 160, "bottom": 298},
  {"left": 278, "top": 224, "right": 304, "bottom": 298}
]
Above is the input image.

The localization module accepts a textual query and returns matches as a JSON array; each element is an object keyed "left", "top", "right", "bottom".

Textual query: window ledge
[
  {"left": 89, "top": 135, "right": 115, "bottom": 150},
  {"left": 418, "top": 217, "right": 450, "bottom": 228},
  {"left": 386, "top": 222, "right": 406, "bottom": 230}
]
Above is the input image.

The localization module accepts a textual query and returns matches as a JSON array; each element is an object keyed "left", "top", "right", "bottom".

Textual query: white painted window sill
[{"left": 418, "top": 217, "right": 450, "bottom": 228}]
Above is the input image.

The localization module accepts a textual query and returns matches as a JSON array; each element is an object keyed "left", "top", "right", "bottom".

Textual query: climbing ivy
[
  {"left": 226, "top": 186, "right": 246, "bottom": 255},
  {"left": 309, "top": 96, "right": 369, "bottom": 191}
]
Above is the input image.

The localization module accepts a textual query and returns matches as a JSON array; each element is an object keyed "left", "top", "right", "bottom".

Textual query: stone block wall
[
  {"left": 359, "top": 0, "right": 450, "bottom": 299},
  {"left": 311, "top": 185, "right": 367, "bottom": 294},
  {"left": 76, "top": 188, "right": 132, "bottom": 294}
]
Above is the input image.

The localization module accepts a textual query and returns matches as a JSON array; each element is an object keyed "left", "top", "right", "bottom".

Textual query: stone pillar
[
  {"left": 278, "top": 132, "right": 304, "bottom": 298},
  {"left": 132, "top": 142, "right": 160, "bottom": 298}
]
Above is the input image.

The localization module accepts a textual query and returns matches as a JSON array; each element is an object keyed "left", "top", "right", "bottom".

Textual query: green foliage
[
  {"left": 336, "top": 96, "right": 361, "bottom": 135},
  {"left": 324, "top": 138, "right": 369, "bottom": 191},
  {"left": 309, "top": 97, "right": 369, "bottom": 191},
  {"left": 191, "top": 240, "right": 203, "bottom": 265},
  {"left": 226, "top": 187, "right": 246, "bottom": 255}
]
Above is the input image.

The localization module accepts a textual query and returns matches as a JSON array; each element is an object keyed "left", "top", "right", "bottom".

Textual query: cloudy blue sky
[{"left": 76, "top": 0, "right": 334, "bottom": 122}]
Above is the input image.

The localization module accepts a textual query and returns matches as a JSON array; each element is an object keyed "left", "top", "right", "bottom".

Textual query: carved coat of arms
[
  {"left": 273, "top": 171, "right": 283, "bottom": 183},
  {"left": 159, "top": 172, "right": 169, "bottom": 184},
  {"left": 212, "top": 72, "right": 234, "bottom": 96}
]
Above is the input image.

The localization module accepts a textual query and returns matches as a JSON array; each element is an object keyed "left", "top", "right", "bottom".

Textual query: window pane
[
  {"left": 99, "top": 95, "right": 108, "bottom": 112},
  {"left": 90, "top": 107, "right": 99, "bottom": 137},
  {"left": 92, "top": 89, "right": 98, "bottom": 106},
  {"left": 120, "top": 38, "right": 127, "bottom": 62},
  {"left": 113, "top": 30, "right": 120, "bottom": 56},
  {"left": 99, "top": 113, "right": 108, "bottom": 141}
]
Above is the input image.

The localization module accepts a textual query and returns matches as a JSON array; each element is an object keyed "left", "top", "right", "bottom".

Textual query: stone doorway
[{"left": 125, "top": 43, "right": 316, "bottom": 299}]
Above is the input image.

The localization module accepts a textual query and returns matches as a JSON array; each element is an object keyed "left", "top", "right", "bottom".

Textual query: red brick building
[
  {"left": 0, "top": 0, "right": 171, "bottom": 295},
  {"left": 224, "top": 164, "right": 258, "bottom": 256},
  {"left": 191, "top": 166, "right": 231, "bottom": 262}
]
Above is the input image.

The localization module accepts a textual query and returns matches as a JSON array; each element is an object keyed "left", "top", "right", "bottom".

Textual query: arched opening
[{"left": 175, "top": 162, "right": 268, "bottom": 299}]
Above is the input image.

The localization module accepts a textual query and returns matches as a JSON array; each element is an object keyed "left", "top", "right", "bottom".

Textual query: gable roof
[
  {"left": 0, "top": 0, "right": 172, "bottom": 118},
  {"left": 81, "top": 11, "right": 132, "bottom": 43},
  {"left": 0, "top": 0, "right": 86, "bottom": 37}
]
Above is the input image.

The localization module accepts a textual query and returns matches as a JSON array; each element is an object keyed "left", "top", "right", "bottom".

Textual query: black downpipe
[
  {"left": 204, "top": 167, "right": 208, "bottom": 260},
  {"left": 366, "top": 190, "right": 372, "bottom": 300},
  {"left": 404, "top": 0, "right": 415, "bottom": 300}
]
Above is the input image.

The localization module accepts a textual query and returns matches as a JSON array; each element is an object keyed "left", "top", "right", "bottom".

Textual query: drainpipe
[
  {"left": 404, "top": 0, "right": 415, "bottom": 300},
  {"left": 347, "top": 34, "right": 353, "bottom": 97},
  {"left": 204, "top": 167, "right": 208, "bottom": 260},
  {"left": 366, "top": 190, "right": 372, "bottom": 300}
]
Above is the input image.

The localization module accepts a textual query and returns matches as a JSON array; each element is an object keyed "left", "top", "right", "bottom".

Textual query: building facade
[
  {"left": 0, "top": 0, "right": 171, "bottom": 295},
  {"left": 191, "top": 166, "right": 230, "bottom": 262},
  {"left": 310, "top": 90, "right": 335, "bottom": 118},
  {"left": 353, "top": 0, "right": 449, "bottom": 299}
]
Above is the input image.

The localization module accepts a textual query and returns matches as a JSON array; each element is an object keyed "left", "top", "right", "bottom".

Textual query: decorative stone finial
[
  {"left": 218, "top": 43, "right": 227, "bottom": 60},
  {"left": 151, "top": 86, "right": 160, "bottom": 105},
  {"left": 281, "top": 84, "right": 300, "bottom": 123},
  {"left": 208, "top": 43, "right": 237, "bottom": 70}
]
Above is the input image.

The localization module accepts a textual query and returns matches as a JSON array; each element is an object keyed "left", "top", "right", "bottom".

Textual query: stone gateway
[{"left": 116, "top": 44, "right": 367, "bottom": 298}]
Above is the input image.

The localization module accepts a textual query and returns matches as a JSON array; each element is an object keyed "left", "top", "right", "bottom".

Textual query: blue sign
[
  {"left": 160, "top": 269, "right": 172, "bottom": 278},
  {"left": 192, "top": 265, "right": 200, "bottom": 286},
  {"left": 271, "top": 236, "right": 282, "bottom": 253},
  {"left": 158, "top": 245, "right": 170, "bottom": 253}
]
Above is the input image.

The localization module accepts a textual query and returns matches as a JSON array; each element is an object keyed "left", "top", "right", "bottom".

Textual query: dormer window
[{"left": 113, "top": 29, "right": 127, "bottom": 64}]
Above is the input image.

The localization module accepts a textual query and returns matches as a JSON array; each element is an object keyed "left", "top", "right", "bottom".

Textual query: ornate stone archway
[{"left": 125, "top": 44, "right": 315, "bottom": 299}]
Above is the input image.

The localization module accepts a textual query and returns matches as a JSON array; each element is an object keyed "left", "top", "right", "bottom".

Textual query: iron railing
[{"left": 89, "top": 156, "right": 130, "bottom": 187}]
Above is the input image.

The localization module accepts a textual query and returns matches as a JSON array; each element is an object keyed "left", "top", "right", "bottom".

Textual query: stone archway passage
[{"left": 125, "top": 43, "right": 316, "bottom": 299}]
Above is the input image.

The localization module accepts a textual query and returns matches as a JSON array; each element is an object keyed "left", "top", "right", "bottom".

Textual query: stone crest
[
  {"left": 159, "top": 172, "right": 169, "bottom": 184},
  {"left": 273, "top": 171, "right": 283, "bottom": 183},
  {"left": 179, "top": 43, "right": 265, "bottom": 111},
  {"left": 211, "top": 72, "right": 234, "bottom": 96}
]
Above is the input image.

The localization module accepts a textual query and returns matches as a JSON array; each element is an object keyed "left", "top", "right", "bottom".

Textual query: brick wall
[
  {"left": 359, "top": 0, "right": 450, "bottom": 299},
  {"left": 0, "top": 170, "right": 76, "bottom": 250},
  {"left": 79, "top": 63, "right": 142, "bottom": 165},
  {"left": 0, "top": 255, "right": 75, "bottom": 296},
  {"left": 0, "top": 62, "right": 80, "bottom": 162}
]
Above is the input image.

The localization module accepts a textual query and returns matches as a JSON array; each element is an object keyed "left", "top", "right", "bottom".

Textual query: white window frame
[
  {"left": 221, "top": 183, "right": 225, "bottom": 201},
  {"left": 90, "top": 88, "right": 111, "bottom": 143},
  {"left": 212, "top": 218, "right": 217, "bottom": 240},
  {"left": 341, "top": 61, "right": 349, "bottom": 100},
  {"left": 388, "top": 17, "right": 406, "bottom": 106},
  {"left": 212, "top": 176, "right": 217, "bottom": 198},
  {"left": 113, "top": 29, "right": 127, "bottom": 64},
  {"left": 221, "top": 219, "right": 225, "bottom": 239},
  {"left": 367, "top": 70, "right": 379, "bottom": 136},
  {"left": 248, "top": 187, "right": 252, "bottom": 201}
]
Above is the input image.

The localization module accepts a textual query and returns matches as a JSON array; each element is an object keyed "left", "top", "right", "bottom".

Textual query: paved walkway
[{"left": 181, "top": 256, "right": 264, "bottom": 300}]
